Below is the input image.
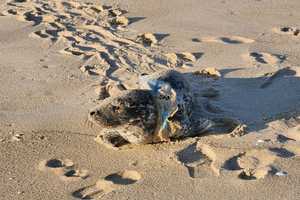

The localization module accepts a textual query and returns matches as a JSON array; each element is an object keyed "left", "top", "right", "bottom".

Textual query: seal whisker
[
  {"left": 87, "top": 120, "right": 92, "bottom": 128},
  {"left": 84, "top": 118, "right": 93, "bottom": 129},
  {"left": 84, "top": 118, "right": 88, "bottom": 126}
]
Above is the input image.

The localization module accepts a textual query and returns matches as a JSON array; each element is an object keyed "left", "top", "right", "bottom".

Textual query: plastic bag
[{"left": 139, "top": 75, "right": 182, "bottom": 142}]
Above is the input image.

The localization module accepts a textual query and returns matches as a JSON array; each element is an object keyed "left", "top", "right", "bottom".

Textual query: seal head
[{"left": 89, "top": 90, "right": 158, "bottom": 147}]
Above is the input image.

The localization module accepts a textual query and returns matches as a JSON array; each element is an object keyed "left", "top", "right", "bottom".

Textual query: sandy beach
[{"left": 0, "top": 0, "right": 300, "bottom": 199}]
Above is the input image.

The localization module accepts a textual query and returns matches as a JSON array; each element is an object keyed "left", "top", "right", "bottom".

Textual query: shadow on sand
[{"left": 183, "top": 67, "right": 300, "bottom": 133}]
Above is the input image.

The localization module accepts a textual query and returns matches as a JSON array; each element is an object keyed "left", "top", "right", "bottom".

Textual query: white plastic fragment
[
  {"left": 275, "top": 171, "right": 288, "bottom": 177},
  {"left": 255, "top": 139, "right": 265, "bottom": 145}
]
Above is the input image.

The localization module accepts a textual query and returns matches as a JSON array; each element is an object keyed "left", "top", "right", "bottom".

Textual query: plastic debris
[
  {"left": 139, "top": 74, "right": 188, "bottom": 142},
  {"left": 275, "top": 171, "right": 288, "bottom": 177}
]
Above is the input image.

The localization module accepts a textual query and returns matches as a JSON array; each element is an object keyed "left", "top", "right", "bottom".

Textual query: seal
[{"left": 88, "top": 70, "right": 212, "bottom": 149}]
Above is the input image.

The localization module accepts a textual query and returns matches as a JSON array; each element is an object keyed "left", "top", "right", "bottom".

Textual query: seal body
[{"left": 89, "top": 70, "right": 200, "bottom": 148}]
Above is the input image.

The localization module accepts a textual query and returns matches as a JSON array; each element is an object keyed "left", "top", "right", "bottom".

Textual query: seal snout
[{"left": 88, "top": 109, "right": 99, "bottom": 123}]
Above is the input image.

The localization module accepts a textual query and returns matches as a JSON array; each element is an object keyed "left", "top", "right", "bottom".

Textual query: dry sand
[{"left": 0, "top": 0, "right": 300, "bottom": 199}]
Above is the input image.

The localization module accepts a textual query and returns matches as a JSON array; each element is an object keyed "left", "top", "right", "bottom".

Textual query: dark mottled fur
[
  {"left": 89, "top": 70, "right": 198, "bottom": 148},
  {"left": 90, "top": 90, "right": 157, "bottom": 131}
]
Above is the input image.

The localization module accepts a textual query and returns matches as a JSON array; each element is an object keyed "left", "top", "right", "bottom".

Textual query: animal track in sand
[
  {"left": 269, "top": 147, "right": 295, "bottom": 158},
  {"left": 162, "top": 52, "right": 203, "bottom": 68},
  {"left": 198, "top": 36, "right": 255, "bottom": 44},
  {"left": 89, "top": 55, "right": 203, "bottom": 100},
  {"left": 272, "top": 27, "right": 300, "bottom": 36},
  {"left": 94, "top": 80, "right": 127, "bottom": 100},
  {"left": 274, "top": 117, "right": 300, "bottom": 144},
  {"left": 72, "top": 170, "right": 142, "bottom": 199},
  {"left": 242, "top": 52, "right": 287, "bottom": 66},
  {"left": 194, "top": 118, "right": 300, "bottom": 180},
  {"left": 38, "top": 158, "right": 89, "bottom": 181},
  {"left": 197, "top": 142, "right": 282, "bottom": 180},
  {"left": 1, "top": 0, "right": 198, "bottom": 83},
  {"left": 175, "top": 143, "right": 212, "bottom": 178},
  {"left": 276, "top": 134, "right": 296, "bottom": 144},
  {"left": 233, "top": 150, "right": 277, "bottom": 180}
]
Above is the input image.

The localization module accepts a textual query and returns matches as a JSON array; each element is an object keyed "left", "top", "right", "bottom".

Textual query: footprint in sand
[
  {"left": 276, "top": 134, "right": 296, "bottom": 144},
  {"left": 274, "top": 118, "right": 300, "bottom": 156},
  {"left": 242, "top": 52, "right": 287, "bottom": 66},
  {"left": 72, "top": 170, "right": 142, "bottom": 199},
  {"left": 272, "top": 27, "right": 300, "bottom": 36},
  {"left": 2, "top": 0, "right": 200, "bottom": 81},
  {"left": 39, "top": 158, "right": 89, "bottom": 181},
  {"left": 177, "top": 52, "right": 203, "bottom": 62},
  {"left": 274, "top": 118, "right": 300, "bottom": 154},
  {"left": 94, "top": 80, "right": 127, "bottom": 100},
  {"left": 198, "top": 143, "right": 279, "bottom": 180},
  {"left": 29, "top": 30, "right": 52, "bottom": 40},
  {"left": 197, "top": 36, "right": 255, "bottom": 44},
  {"left": 232, "top": 150, "right": 278, "bottom": 180},
  {"left": 175, "top": 143, "right": 213, "bottom": 178},
  {"left": 80, "top": 54, "right": 112, "bottom": 76},
  {"left": 196, "top": 122, "right": 300, "bottom": 181},
  {"left": 162, "top": 52, "right": 203, "bottom": 68}
]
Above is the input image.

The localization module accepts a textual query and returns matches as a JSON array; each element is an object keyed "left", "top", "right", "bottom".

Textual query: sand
[{"left": 0, "top": 0, "right": 300, "bottom": 199}]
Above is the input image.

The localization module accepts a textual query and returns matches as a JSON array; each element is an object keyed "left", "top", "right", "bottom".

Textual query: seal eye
[
  {"left": 90, "top": 111, "right": 96, "bottom": 116},
  {"left": 112, "top": 105, "right": 120, "bottom": 112}
]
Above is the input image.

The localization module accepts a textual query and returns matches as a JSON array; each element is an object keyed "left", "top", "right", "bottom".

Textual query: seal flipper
[{"left": 188, "top": 118, "right": 215, "bottom": 137}]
